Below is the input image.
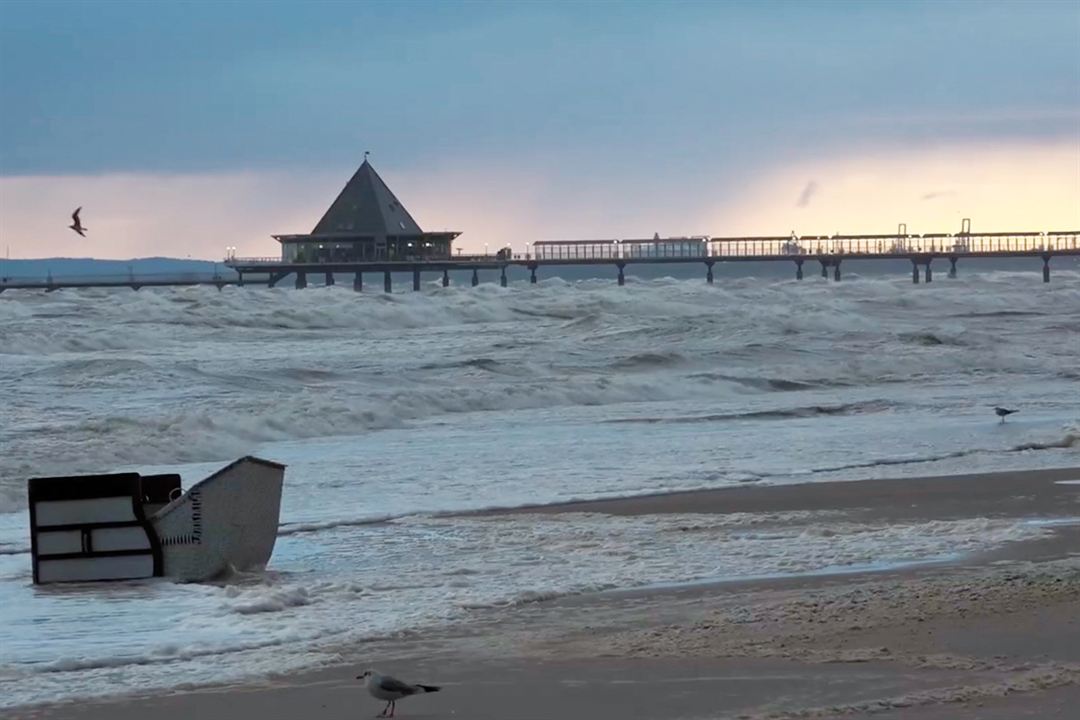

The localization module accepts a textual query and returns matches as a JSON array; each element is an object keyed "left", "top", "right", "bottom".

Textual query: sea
[{"left": 1, "top": 261, "right": 1078, "bottom": 710}]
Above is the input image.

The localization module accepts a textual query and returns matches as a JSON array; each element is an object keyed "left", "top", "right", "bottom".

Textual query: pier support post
[
  {"left": 500, "top": 266, "right": 507, "bottom": 288},
  {"left": 238, "top": 272, "right": 244, "bottom": 287},
  {"left": 925, "top": 260, "right": 932, "bottom": 283},
  {"left": 911, "top": 259, "right": 920, "bottom": 284},
  {"left": 413, "top": 268, "right": 421, "bottom": 291},
  {"left": 948, "top": 257, "right": 957, "bottom": 279},
  {"left": 820, "top": 260, "right": 829, "bottom": 278},
  {"left": 295, "top": 272, "right": 307, "bottom": 290},
  {"left": 833, "top": 260, "right": 841, "bottom": 282},
  {"left": 325, "top": 272, "right": 334, "bottom": 287},
  {"left": 442, "top": 269, "right": 449, "bottom": 287},
  {"left": 530, "top": 266, "right": 537, "bottom": 284},
  {"left": 471, "top": 268, "right": 479, "bottom": 287},
  {"left": 795, "top": 259, "right": 804, "bottom": 280},
  {"left": 353, "top": 271, "right": 363, "bottom": 292},
  {"left": 384, "top": 271, "right": 392, "bottom": 294},
  {"left": 617, "top": 263, "right": 626, "bottom": 286},
  {"left": 705, "top": 261, "right": 714, "bottom": 284},
  {"left": 1043, "top": 254, "right": 1051, "bottom": 283}
]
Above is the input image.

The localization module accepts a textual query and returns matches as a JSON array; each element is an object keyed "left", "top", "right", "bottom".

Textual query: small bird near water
[
  {"left": 994, "top": 407, "right": 1018, "bottom": 423},
  {"left": 69, "top": 207, "right": 87, "bottom": 236},
  {"left": 357, "top": 669, "right": 440, "bottom": 718}
]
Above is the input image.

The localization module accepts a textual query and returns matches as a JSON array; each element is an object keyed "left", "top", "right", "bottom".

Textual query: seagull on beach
[
  {"left": 994, "top": 407, "right": 1018, "bottom": 423},
  {"left": 357, "top": 669, "right": 441, "bottom": 718},
  {"left": 69, "top": 207, "right": 87, "bottom": 236}
]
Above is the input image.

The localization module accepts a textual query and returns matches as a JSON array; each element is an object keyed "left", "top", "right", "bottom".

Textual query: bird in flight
[
  {"left": 357, "top": 669, "right": 440, "bottom": 718},
  {"left": 994, "top": 407, "right": 1017, "bottom": 423},
  {"left": 69, "top": 207, "right": 87, "bottom": 236}
]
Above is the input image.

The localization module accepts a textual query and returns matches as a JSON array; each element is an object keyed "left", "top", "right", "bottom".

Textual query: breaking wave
[
  {"left": 608, "top": 351, "right": 686, "bottom": 370},
  {"left": 277, "top": 515, "right": 396, "bottom": 536},
  {"left": 688, "top": 374, "right": 852, "bottom": 391},
  {"left": 605, "top": 400, "right": 896, "bottom": 425},
  {"left": 897, "top": 332, "right": 965, "bottom": 347},
  {"left": 809, "top": 424, "right": 1080, "bottom": 475},
  {"left": 1010, "top": 425, "right": 1080, "bottom": 452}
]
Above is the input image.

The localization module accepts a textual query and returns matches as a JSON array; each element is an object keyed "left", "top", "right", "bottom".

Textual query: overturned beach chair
[{"left": 28, "top": 456, "right": 285, "bottom": 584}]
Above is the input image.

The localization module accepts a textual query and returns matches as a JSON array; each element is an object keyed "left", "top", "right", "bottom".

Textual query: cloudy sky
[{"left": 1, "top": 0, "right": 1077, "bottom": 259}]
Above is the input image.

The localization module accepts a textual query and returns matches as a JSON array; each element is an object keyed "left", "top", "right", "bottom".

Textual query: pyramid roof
[{"left": 311, "top": 159, "right": 424, "bottom": 236}]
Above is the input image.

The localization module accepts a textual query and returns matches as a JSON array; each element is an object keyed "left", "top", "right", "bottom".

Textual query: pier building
[{"left": 271, "top": 159, "right": 460, "bottom": 264}]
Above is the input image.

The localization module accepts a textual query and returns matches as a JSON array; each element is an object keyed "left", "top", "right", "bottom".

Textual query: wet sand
[
  {"left": 16, "top": 467, "right": 1080, "bottom": 720},
  {"left": 489, "top": 466, "right": 1080, "bottom": 521}
]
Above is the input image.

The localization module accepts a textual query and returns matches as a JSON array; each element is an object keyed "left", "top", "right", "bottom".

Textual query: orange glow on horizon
[{"left": 708, "top": 139, "right": 1080, "bottom": 238}]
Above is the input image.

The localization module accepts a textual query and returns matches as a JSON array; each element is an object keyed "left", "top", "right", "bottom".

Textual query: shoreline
[{"left": 16, "top": 466, "right": 1080, "bottom": 720}]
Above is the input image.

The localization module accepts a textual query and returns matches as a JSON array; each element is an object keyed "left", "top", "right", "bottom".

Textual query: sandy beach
[{"left": 13, "top": 466, "right": 1080, "bottom": 720}]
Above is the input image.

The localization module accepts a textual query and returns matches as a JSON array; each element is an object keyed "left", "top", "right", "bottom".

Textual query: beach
[{"left": 17, "top": 467, "right": 1080, "bottom": 720}]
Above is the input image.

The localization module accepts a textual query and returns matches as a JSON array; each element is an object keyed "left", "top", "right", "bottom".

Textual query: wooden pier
[{"left": 3, "top": 229, "right": 1077, "bottom": 293}]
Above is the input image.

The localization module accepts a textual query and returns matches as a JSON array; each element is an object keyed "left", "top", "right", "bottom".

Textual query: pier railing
[
  {"left": 532, "top": 232, "right": 1080, "bottom": 261},
  {"left": 227, "top": 232, "right": 1080, "bottom": 267},
  {"left": 224, "top": 256, "right": 280, "bottom": 265}
]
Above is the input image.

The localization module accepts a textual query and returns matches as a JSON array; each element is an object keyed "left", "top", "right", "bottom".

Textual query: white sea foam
[
  {"left": 1, "top": 272, "right": 1078, "bottom": 708},
  {"left": 0, "top": 510, "right": 1055, "bottom": 708},
  {"left": 228, "top": 587, "right": 313, "bottom": 615}
]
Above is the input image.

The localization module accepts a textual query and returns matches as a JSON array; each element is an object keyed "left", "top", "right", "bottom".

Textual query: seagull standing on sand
[
  {"left": 995, "top": 407, "right": 1018, "bottom": 423},
  {"left": 69, "top": 207, "right": 87, "bottom": 236},
  {"left": 357, "top": 669, "right": 440, "bottom": 718}
]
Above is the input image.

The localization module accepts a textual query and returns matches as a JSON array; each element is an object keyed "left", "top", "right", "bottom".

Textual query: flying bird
[
  {"left": 994, "top": 407, "right": 1018, "bottom": 423},
  {"left": 357, "top": 669, "right": 440, "bottom": 718},
  {"left": 69, "top": 207, "right": 87, "bottom": 237}
]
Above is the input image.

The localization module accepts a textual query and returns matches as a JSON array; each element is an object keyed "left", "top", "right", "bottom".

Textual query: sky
[{"left": 1, "top": 0, "right": 1078, "bottom": 259}]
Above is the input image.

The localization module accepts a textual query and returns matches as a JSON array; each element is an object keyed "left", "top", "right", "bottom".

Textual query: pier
[
  {"left": 218, "top": 160, "right": 1077, "bottom": 289},
  {"left": 2, "top": 229, "right": 1078, "bottom": 293},
  {"left": 221, "top": 228, "right": 1080, "bottom": 290}
]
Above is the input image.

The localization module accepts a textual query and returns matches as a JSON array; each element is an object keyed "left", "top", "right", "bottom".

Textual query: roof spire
[{"left": 364, "top": 150, "right": 371, "bottom": 163}]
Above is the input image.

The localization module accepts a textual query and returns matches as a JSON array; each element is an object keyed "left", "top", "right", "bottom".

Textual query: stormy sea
[{"left": 1, "top": 263, "right": 1078, "bottom": 709}]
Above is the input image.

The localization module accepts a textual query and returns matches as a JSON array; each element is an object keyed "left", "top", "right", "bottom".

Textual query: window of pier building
[{"left": 283, "top": 236, "right": 453, "bottom": 263}]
